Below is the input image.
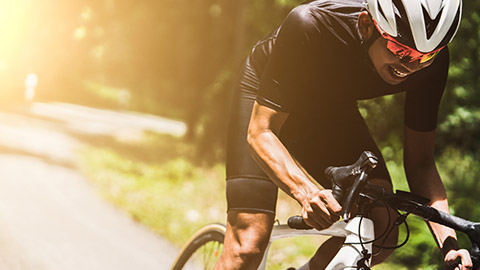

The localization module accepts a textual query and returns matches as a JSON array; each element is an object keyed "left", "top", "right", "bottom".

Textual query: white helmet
[{"left": 366, "top": 0, "right": 462, "bottom": 53}]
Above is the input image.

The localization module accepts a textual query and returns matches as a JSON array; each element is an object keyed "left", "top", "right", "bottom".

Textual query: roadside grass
[
  {"left": 78, "top": 133, "right": 224, "bottom": 243},
  {"left": 78, "top": 132, "right": 323, "bottom": 268}
]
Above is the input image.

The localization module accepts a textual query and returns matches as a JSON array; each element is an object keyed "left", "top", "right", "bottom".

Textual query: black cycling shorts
[{"left": 225, "top": 57, "right": 391, "bottom": 215}]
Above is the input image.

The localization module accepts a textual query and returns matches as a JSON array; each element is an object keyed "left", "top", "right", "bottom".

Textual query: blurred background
[
  {"left": 0, "top": 0, "right": 300, "bottom": 162},
  {"left": 0, "top": 0, "right": 479, "bottom": 269}
]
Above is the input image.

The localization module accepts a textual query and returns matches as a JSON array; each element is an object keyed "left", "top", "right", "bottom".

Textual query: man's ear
[{"left": 358, "top": 11, "right": 375, "bottom": 40}]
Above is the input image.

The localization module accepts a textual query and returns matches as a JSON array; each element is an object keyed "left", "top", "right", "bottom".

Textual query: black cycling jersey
[
  {"left": 225, "top": 0, "right": 449, "bottom": 214},
  {"left": 255, "top": 0, "right": 448, "bottom": 132}
]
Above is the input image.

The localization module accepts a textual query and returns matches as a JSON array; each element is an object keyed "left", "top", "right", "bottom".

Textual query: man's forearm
[
  {"left": 247, "top": 129, "right": 318, "bottom": 202},
  {"left": 427, "top": 199, "right": 459, "bottom": 255},
  {"left": 407, "top": 166, "right": 459, "bottom": 254}
]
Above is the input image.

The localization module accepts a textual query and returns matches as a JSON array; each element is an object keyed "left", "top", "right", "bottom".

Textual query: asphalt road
[{"left": 0, "top": 102, "right": 186, "bottom": 270}]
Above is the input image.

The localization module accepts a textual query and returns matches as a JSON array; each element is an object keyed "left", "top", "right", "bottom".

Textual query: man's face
[{"left": 368, "top": 37, "right": 435, "bottom": 85}]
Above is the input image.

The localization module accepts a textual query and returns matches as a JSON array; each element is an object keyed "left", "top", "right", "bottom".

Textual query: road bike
[{"left": 171, "top": 151, "right": 480, "bottom": 269}]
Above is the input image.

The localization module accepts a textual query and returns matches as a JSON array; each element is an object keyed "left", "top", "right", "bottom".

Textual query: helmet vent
[
  {"left": 420, "top": 0, "right": 445, "bottom": 20},
  {"left": 377, "top": 1, "right": 387, "bottom": 21},
  {"left": 422, "top": 6, "right": 442, "bottom": 39}
]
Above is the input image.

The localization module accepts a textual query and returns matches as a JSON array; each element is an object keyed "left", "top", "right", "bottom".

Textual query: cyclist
[{"left": 217, "top": 0, "right": 472, "bottom": 269}]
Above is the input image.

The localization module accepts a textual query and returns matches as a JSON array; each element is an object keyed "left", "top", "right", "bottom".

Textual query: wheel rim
[{"left": 182, "top": 237, "right": 223, "bottom": 270}]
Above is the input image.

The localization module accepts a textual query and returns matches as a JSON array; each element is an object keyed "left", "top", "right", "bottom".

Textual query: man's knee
[
  {"left": 378, "top": 229, "right": 398, "bottom": 256},
  {"left": 228, "top": 212, "right": 273, "bottom": 252},
  {"left": 368, "top": 179, "right": 398, "bottom": 264},
  {"left": 228, "top": 235, "right": 267, "bottom": 262},
  {"left": 372, "top": 216, "right": 399, "bottom": 265},
  {"left": 220, "top": 211, "right": 274, "bottom": 268}
]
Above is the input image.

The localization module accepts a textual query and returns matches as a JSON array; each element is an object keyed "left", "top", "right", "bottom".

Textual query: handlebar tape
[{"left": 287, "top": 215, "right": 313, "bottom": 230}]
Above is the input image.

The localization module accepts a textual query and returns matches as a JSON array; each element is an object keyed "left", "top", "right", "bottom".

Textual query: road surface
[{"left": 0, "top": 102, "right": 186, "bottom": 270}]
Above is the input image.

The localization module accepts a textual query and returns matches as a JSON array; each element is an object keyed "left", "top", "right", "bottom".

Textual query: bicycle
[{"left": 171, "top": 151, "right": 480, "bottom": 270}]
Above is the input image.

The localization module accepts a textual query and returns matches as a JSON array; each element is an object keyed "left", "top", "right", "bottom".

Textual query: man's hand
[
  {"left": 444, "top": 249, "right": 473, "bottom": 270},
  {"left": 301, "top": 189, "right": 342, "bottom": 230}
]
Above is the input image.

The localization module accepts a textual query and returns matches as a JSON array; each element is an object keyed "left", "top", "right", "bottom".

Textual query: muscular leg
[
  {"left": 308, "top": 179, "right": 398, "bottom": 268},
  {"left": 221, "top": 55, "right": 278, "bottom": 269},
  {"left": 214, "top": 210, "right": 275, "bottom": 270}
]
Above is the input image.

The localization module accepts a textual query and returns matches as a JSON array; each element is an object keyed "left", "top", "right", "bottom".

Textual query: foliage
[
  {"left": 3, "top": 0, "right": 305, "bottom": 161},
  {"left": 436, "top": 0, "right": 480, "bottom": 154},
  {"left": 439, "top": 147, "right": 480, "bottom": 243}
]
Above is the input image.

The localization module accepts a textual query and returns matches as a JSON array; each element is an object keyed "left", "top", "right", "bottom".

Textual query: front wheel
[{"left": 171, "top": 223, "right": 226, "bottom": 270}]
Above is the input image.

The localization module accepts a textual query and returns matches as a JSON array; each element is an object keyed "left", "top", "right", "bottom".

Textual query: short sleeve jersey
[{"left": 250, "top": 0, "right": 449, "bottom": 132}]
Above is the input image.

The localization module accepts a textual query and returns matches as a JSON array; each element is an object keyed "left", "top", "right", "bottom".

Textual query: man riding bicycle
[{"left": 217, "top": 0, "right": 471, "bottom": 269}]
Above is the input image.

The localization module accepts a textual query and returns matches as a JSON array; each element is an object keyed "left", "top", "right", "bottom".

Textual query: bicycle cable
[
  {"left": 373, "top": 212, "right": 411, "bottom": 250},
  {"left": 343, "top": 196, "right": 412, "bottom": 257},
  {"left": 343, "top": 198, "right": 391, "bottom": 246},
  {"left": 360, "top": 199, "right": 391, "bottom": 262},
  {"left": 341, "top": 197, "right": 391, "bottom": 269}
]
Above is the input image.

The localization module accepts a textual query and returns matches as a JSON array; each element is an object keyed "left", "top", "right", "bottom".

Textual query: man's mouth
[{"left": 391, "top": 66, "right": 409, "bottom": 78}]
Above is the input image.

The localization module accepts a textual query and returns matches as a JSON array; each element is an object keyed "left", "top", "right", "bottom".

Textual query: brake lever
[
  {"left": 341, "top": 171, "right": 369, "bottom": 222},
  {"left": 326, "top": 151, "right": 378, "bottom": 222}
]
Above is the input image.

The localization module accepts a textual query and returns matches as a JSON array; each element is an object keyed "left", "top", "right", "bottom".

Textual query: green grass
[{"left": 78, "top": 133, "right": 226, "bottom": 244}]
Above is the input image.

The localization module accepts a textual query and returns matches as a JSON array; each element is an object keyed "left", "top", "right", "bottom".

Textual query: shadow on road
[
  {"left": 0, "top": 144, "right": 76, "bottom": 169},
  {"left": 0, "top": 102, "right": 188, "bottom": 168}
]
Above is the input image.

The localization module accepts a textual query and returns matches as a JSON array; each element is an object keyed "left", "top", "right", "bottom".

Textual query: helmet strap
[
  {"left": 360, "top": 27, "right": 380, "bottom": 54},
  {"left": 360, "top": 28, "right": 380, "bottom": 72}
]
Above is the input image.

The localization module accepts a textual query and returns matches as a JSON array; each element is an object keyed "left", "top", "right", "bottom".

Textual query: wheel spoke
[{"left": 172, "top": 225, "right": 225, "bottom": 270}]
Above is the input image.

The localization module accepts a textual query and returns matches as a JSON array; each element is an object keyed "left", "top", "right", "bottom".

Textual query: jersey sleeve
[
  {"left": 404, "top": 48, "right": 449, "bottom": 132},
  {"left": 256, "top": 5, "right": 328, "bottom": 113}
]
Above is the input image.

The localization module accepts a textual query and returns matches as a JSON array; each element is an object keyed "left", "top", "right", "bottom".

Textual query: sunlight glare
[{"left": 0, "top": 0, "right": 32, "bottom": 60}]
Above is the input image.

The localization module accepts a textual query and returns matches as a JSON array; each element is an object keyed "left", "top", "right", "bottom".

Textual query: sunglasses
[{"left": 373, "top": 21, "right": 444, "bottom": 64}]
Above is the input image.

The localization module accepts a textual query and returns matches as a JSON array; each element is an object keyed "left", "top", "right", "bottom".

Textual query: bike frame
[
  {"left": 171, "top": 151, "right": 480, "bottom": 270},
  {"left": 258, "top": 216, "right": 375, "bottom": 269}
]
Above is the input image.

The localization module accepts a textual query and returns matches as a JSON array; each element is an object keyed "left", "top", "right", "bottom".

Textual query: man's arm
[
  {"left": 247, "top": 101, "right": 341, "bottom": 229},
  {"left": 404, "top": 126, "right": 472, "bottom": 269}
]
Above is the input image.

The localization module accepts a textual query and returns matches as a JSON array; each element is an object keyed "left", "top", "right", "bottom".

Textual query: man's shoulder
[
  {"left": 405, "top": 47, "right": 450, "bottom": 86},
  {"left": 284, "top": 0, "right": 363, "bottom": 46},
  {"left": 286, "top": 0, "right": 362, "bottom": 29}
]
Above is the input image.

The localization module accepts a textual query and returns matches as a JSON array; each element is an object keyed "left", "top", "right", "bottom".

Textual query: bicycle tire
[{"left": 171, "top": 223, "right": 226, "bottom": 270}]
